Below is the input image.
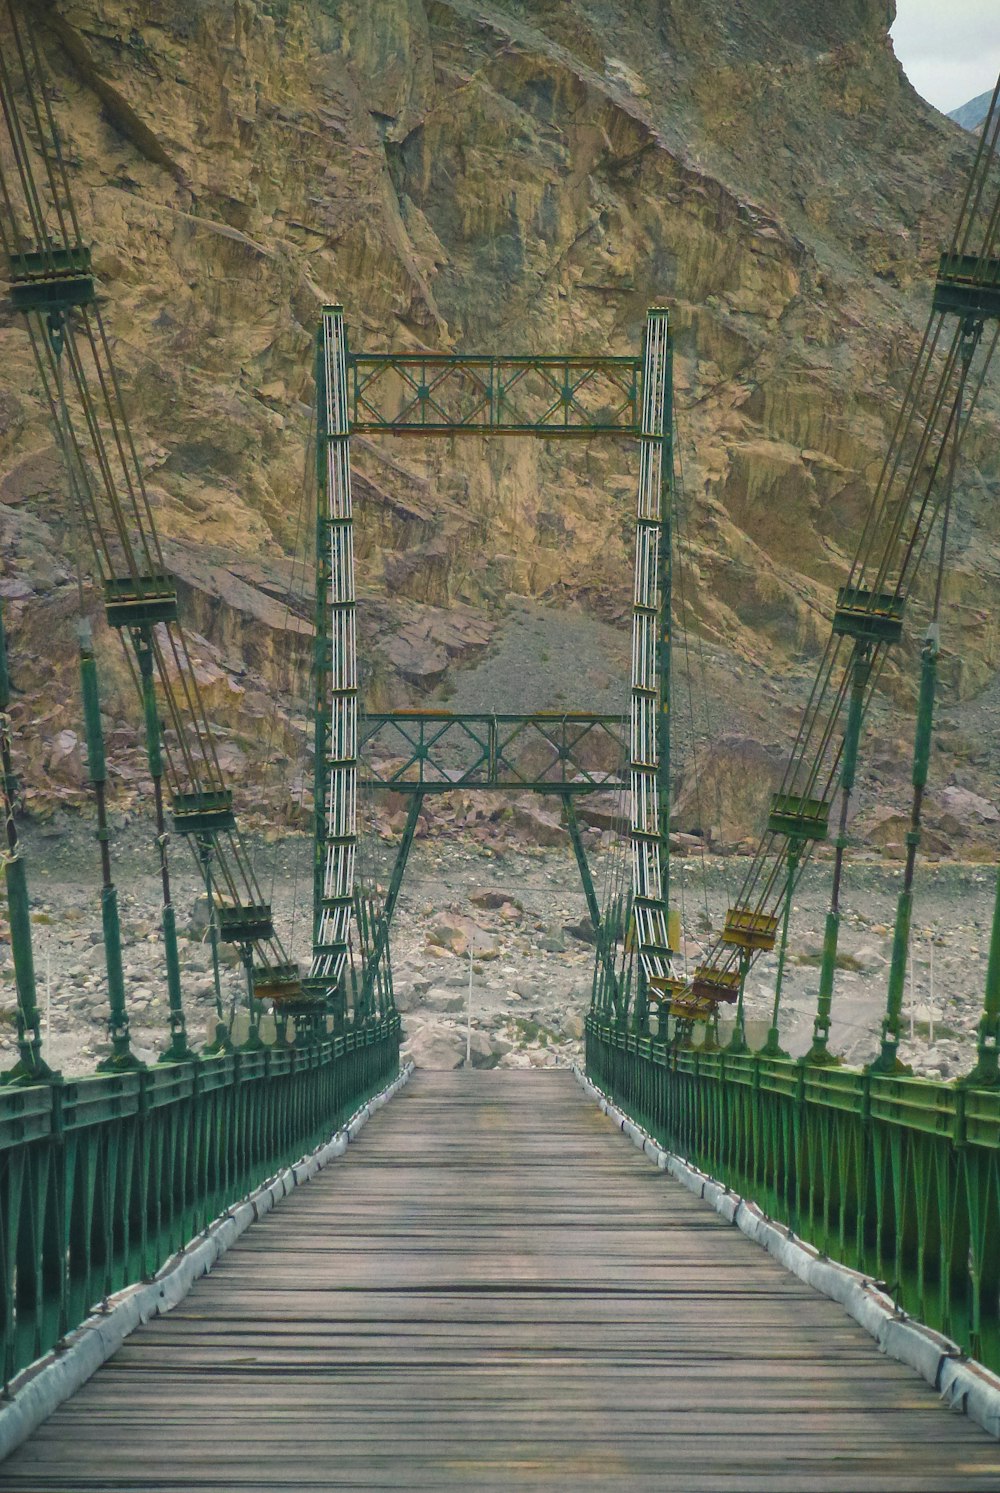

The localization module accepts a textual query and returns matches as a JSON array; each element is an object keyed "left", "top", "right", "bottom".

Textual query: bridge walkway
[{"left": 1, "top": 1070, "right": 997, "bottom": 1491}]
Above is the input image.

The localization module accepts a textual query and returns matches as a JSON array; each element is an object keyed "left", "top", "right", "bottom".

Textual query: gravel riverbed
[{"left": 0, "top": 815, "right": 996, "bottom": 1082}]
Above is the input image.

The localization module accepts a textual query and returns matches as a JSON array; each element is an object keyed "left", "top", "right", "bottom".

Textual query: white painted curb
[
  {"left": 0, "top": 1061, "right": 414, "bottom": 1462},
  {"left": 573, "top": 1065, "right": 1000, "bottom": 1441}
]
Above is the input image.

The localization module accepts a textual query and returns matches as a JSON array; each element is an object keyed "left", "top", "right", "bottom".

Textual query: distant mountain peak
[{"left": 947, "top": 88, "right": 993, "bottom": 133}]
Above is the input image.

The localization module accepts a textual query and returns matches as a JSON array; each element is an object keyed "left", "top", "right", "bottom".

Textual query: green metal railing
[
  {"left": 585, "top": 1017, "right": 1000, "bottom": 1372},
  {"left": 0, "top": 1019, "right": 400, "bottom": 1388}
]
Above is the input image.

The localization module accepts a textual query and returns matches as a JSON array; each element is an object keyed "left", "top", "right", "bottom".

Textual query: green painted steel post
[
  {"left": 562, "top": 793, "right": 601, "bottom": 934},
  {"left": 871, "top": 628, "right": 938, "bottom": 1075},
  {"left": 0, "top": 605, "right": 56, "bottom": 1084},
  {"left": 132, "top": 630, "right": 194, "bottom": 1063},
  {"left": 727, "top": 950, "right": 751, "bottom": 1054},
  {"left": 632, "top": 966, "right": 649, "bottom": 1036},
  {"left": 657, "top": 412, "right": 672, "bottom": 934},
  {"left": 312, "top": 323, "right": 330, "bottom": 961},
  {"left": 360, "top": 789, "right": 421, "bottom": 1013},
  {"left": 562, "top": 791, "right": 620, "bottom": 1012},
  {"left": 78, "top": 622, "right": 140, "bottom": 1073},
  {"left": 809, "top": 649, "right": 870, "bottom": 1064},
  {"left": 964, "top": 863, "right": 1000, "bottom": 1086},
  {"left": 240, "top": 944, "right": 264, "bottom": 1050},
  {"left": 197, "top": 836, "right": 231, "bottom": 1053},
  {"left": 0, "top": 602, "right": 8, "bottom": 713},
  {"left": 761, "top": 846, "right": 799, "bottom": 1058}
]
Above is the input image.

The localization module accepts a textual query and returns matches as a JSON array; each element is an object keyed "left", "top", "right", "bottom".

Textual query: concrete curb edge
[
  {"left": 0, "top": 1060, "right": 415, "bottom": 1462},
  {"left": 572, "top": 1064, "right": 1000, "bottom": 1441}
]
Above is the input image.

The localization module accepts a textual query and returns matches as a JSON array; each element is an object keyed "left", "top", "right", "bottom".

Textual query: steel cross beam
[
  {"left": 358, "top": 712, "right": 627, "bottom": 794},
  {"left": 347, "top": 353, "right": 641, "bottom": 435}
]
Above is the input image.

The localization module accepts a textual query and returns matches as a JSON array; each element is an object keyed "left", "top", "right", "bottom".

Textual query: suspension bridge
[{"left": 1, "top": 5, "right": 1000, "bottom": 1484}]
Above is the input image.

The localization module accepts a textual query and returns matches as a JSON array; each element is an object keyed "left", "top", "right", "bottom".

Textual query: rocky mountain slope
[
  {"left": 948, "top": 87, "right": 994, "bottom": 134},
  {"left": 1, "top": 0, "right": 999, "bottom": 845}
]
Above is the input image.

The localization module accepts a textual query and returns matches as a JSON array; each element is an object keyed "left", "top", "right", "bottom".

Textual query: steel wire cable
[
  {"left": 6, "top": 2, "right": 78, "bottom": 254},
  {"left": 953, "top": 78, "right": 1000, "bottom": 258},
  {"left": 671, "top": 424, "right": 714, "bottom": 934},
  {"left": 19, "top": 3, "right": 83, "bottom": 247},
  {"left": 692, "top": 82, "right": 1000, "bottom": 992},
  {"left": 0, "top": 5, "right": 291, "bottom": 973},
  {"left": 0, "top": 34, "right": 54, "bottom": 262},
  {"left": 23, "top": 316, "right": 111, "bottom": 578},
  {"left": 262, "top": 406, "right": 316, "bottom": 956}
]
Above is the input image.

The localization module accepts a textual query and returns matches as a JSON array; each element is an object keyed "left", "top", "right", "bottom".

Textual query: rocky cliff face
[{"left": 1, "top": 0, "right": 998, "bottom": 831}]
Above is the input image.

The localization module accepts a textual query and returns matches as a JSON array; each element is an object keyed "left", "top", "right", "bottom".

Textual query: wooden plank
[{"left": 1, "top": 1070, "right": 998, "bottom": 1490}]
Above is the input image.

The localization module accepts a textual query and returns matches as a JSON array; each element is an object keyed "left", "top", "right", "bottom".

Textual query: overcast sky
[{"left": 891, "top": 0, "right": 999, "bottom": 114}]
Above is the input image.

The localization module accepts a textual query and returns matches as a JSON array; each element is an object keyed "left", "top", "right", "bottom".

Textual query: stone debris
[{"left": 0, "top": 811, "right": 997, "bottom": 1088}]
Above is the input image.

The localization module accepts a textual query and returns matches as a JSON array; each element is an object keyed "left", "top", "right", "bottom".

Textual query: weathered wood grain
[{"left": 2, "top": 1070, "right": 998, "bottom": 1490}]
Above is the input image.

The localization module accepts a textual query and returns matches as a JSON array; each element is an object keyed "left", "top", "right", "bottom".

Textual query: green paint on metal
[
  {"left": 632, "top": 968, "right": 649, "bottom": 1038},
  {"left": 78, "top": 629, "right": 140, "bottom": 1073},
  {"left": 657, "top": 396, "right": 673, "bottom": 943},
  {"left": 96, "top": 882, "right": 138, "bottom": 1072},
  {"left": 562, "top": 794, "right": 602, "bottom": 934},
  {"left": 810, "top": 649, "right": 870, "bottom": 1064},
  {"left": 196, "top": 838, "right": 230, "bottom": 1052},
  {"left": 872, "top": 631, "right": 938, "bottom": 1075},
  {"left": 761, "top": 849, "right": 799, "bottom": 1058},
  {"left": 103, "top": 574, "right": 178, "bottom": 630},
  {"left": 912, "top": 630, "right": 938, "bottom": 788},
  {"left": 6, "top": 244, "right": 92, "bottom": 282},
  {"left": 158, "top": 900, "right": 195, "bottom": 1064},
  {"left": 832, "top": 587, "right": 905, "bottom": 645},
  {"left": 966, "top": 865, "right": 1000, "bottom": 1087},
  {"left": 727, "top": 952, "right": 752, "bottom": 1054},
  {"left": 312, "top": 321, "right": 330, "bottom": 963},
  {"left": 0, "top": 855, "right": 47, "bottom": 1083},
  {"left": 360, "top": 712, "right": 625, "bottom": 793},
  {"left": 217, "top": 903, "right": 275, "bottom": 944},
  {"left": 0, "top": 606, "right": 54, "bottom": 1086},
  {"left": 585, "top": 1017, "right": 1000, "bottom": 1374},
  {"left": 809, "top": 911, "right": 843, "bottom": 1066},
  {"left": 360, "top": 791, "right": 422, "bottom": 1014},
  {"left": 0, "top": 606, "right": 9, "bottom": 712},
  {"left": 79, "top": 645, "right": 106, "bottom": 784},
  {"left": 932, "top": 252, "right": 1000, "bottom": 320},
  {"left": 129, "top": 630, "right": 193, "bottom": 1064},
  {"left": 768, "top": 793, "right": 831, "bottom": 841},
  {"left": 347, "top": 352, "right": 641, "bottom": 435},
  {"left": 562, "top": 792, "right": 619, "bottom": 1013},
  {"left": 170, "top": 790, "right": 236, "bottom": 837},
  {"left": 135, "top": 636, "right": 162, "bottom": 779},
  {"left": 8, "top": 274, "right": 94, "bottom": 313},
  {"left": 0, "top": 1020, "right": 401, "bottom": 1387}
]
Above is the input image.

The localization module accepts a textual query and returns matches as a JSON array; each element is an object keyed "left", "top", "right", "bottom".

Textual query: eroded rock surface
[{"left": 0, "top": 0, "right": 998, "bottom": 840}]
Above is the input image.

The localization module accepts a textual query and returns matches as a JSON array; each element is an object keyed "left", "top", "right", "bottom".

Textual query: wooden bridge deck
[{"left": 2, "top": 1069, "right": 998, "bottom": 1491}]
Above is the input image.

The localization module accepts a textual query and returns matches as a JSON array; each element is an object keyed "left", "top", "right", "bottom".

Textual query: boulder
[
  {"left": 865, "top": 807, "right": 910, "bottom": 846},
  {"left": 404, "top": 1023, "right": 466, "bottom": 1070},
  {"left": 937, "top": 785, "right": 1000, "bottom": 825},
  {"left": 424, "top": 987, "right": 467, "bottom": 1013},
  {"left": 469, "top": 888, "right": 522, "bottom": 912},
  {"left": 427, "top": 919, "right": 470, "bottom": 956},
  {"left": 188, "top": 894, "right": 212, "bottom": 940},
  {"left": 576, "top": 794, "right": 627, "bottom": 833},
  {"left": 671, "top": 734, "right": 786, "bottom": 846},
  {"left": 511, "top": 801, "right": 565, "bottom": 846},
  {"left": 427, "top": 914, "right": 500, "bottom": 960},
  {"left": 46, "top": 730, "right": 85, "bottom": 785},
  {"left": 467, "top": 1029, "right": 501, "bottom": 1069},
  {"left": 564, "top": 915, "right": 596, "bottom": 946}
]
